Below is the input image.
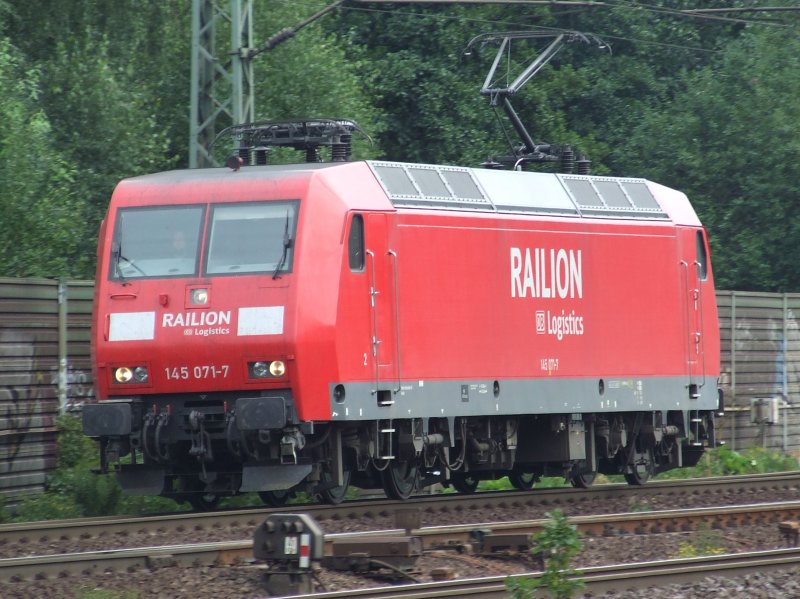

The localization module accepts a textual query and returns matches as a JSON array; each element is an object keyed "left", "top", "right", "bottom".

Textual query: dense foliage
[{"left": 1, "top": 1, "right": 799, "bottom": 290}]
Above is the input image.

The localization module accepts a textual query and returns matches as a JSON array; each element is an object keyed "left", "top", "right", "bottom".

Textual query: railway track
[
  {"left": 2, "top": 471, "right": 799, "bottom": 546},
  {"left": 2, "top": 472, "right": 800, "bottom": 598},
  {"left": 7, "top": 546, "right": 800, "bottom": 596},
  {"left": 3, "top": 500, "right": 800, "bottom": 584}
]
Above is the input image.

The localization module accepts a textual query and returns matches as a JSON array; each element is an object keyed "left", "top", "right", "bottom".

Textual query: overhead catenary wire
[
  {"left": 603, "top": 0, "right": 792, "bottom": 27},
  {"left": 335, "top": 3, "right": 720, "bottom": 55},
  {"left": 688, "top": 7, "right": 800, "bottom": 14},
  {"left": 343, "top": 0, "right": 796, "bottom": 27},
  {"left": 269, "top": 0, "right": 797, "bottom": 63}
]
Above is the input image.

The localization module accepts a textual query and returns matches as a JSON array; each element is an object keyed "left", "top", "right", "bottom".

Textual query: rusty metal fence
[
  {"left": 0, "top": 278, "right": 93, "bottom": 502},
  {"left": 1, "top": 281, "right": 800, "bottom": 502},
  {"left": 716, "top": 291, "right": 800, "bottom": 455}
]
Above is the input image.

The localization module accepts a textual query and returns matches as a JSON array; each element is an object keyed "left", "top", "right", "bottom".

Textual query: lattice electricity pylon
[{"left": 190, "top": 0, "right": 255, "bottom": 168}]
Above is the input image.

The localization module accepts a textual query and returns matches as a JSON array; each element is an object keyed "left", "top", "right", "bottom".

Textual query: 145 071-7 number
[
  {"left": 540, "top": 358, "right": 559, "bottom": 372},
  {"left": 164, "top": 365, "right": 230, "bottom": 380}
]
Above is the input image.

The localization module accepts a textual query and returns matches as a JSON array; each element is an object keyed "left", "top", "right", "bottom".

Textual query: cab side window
[
  {"left": 696, "top": 230, "right": 708, "bottom": 281},
  {"left": 348, "top": 214, "right": 364, "bottom": 271}
]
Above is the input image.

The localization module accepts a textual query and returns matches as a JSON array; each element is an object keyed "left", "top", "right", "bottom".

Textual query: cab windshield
[
  {"left": 110, "top": 205, "right": 204, "bottom": 280},
  {"left": 109, "top": 201, "right": 298, "bottom": 280},
  {"left": 206, "top": 202, "right": 297, "bottom": 275}
]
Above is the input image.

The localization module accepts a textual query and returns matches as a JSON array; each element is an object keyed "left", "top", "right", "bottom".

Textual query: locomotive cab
[{"left": 83, "top": 167, "right": 326, "bottom": 508}]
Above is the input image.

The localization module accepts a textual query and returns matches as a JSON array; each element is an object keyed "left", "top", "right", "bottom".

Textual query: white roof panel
[
  {"left": 367, "top": 161, "right": 673, "bottom": 221},
  {"left": 473, "top": 168, "right": 577, "bottom": 215}
]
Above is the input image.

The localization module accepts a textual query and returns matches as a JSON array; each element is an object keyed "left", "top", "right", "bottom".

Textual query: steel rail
[
  {"left": 0, "top": 540, "right": 253, "bottom": 583},
  {"left": 287, "top": 548, "right": 800, "bottom": 598},
  {"left": 4, "top": 500, "right": 800, "bottom": 583},
  {"left": 2, "top": 471, "right": 799, "bottom": 545},
  {"left": 414, "top": 500, "right": 800, "bottom": 546}
]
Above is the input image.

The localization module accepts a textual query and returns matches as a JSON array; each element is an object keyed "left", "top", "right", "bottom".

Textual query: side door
[
  {"left": 679, "top": 228, "right": 710, "bottom": 397},
  {"left": 365, "top": 213, "right": 400, "bottom": 403}
]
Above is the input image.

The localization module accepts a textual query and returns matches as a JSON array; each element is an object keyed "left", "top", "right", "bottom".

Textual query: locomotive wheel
[
  {"left": 316, "top": 470, "right": 351, "bottom": 505},
  {"left": 509, "top": 468, "right": 537, "bottom": 490},
  {"left": 380, "top": 460, "right": 418, "bottom": 500},
  {"left": 624, "top": 448, "right": 654, "bottom": 486},
  {"left": 258, "top": 489, "right": 292, "bottom": 507},
  {"left": 451, "top": 472, "right": 479, "bottom": 494},
  {"left": 570, "top": 471, "right": 597, "bottom": 488}
]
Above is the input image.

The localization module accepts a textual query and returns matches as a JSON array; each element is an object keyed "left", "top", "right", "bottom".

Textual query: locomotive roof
[
  {"left": 118, "top": 160, "right": 700, "bottom": 226},
  {"left": 367, "top": 161, "right": 700, "bottom": 225},
  {"left": 122, "top": 161, "right": 336, "bottom": 184}
]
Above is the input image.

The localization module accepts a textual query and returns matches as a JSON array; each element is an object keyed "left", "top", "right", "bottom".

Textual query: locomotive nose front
[
  {"left": 97, "top": 198, "right": 298, "bottom": 400},
  {"left": 100, "top": 283, "right": 289, "bottom": 393},
  {"left": 86, "top": 191, "right": 303, "bottom": 503}
]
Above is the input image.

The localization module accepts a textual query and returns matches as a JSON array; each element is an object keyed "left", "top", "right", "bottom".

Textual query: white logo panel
[
  {"left": 109, "top": 311, "right": 156, "bottom": 341},
  {"left": 237, "top": 306, "right": 284, "bottom": 336}
]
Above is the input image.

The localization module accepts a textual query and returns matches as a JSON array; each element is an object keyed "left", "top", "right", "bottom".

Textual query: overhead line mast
[{"left": 190, "top": 0, "right": 254, "bottom": 168}]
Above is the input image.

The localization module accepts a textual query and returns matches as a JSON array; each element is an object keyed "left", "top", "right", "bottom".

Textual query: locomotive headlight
[
  {"left": 269, "top": 360, "right": 286, "bottom": 377},
  {"left": 250, "top": 361, "right": 270, "bottom": 378},
  {"left": 190, "top": 288, "right": 209, "bottom": 305},
  {"left": 114, "top": 367, "right": 133, "bottom": 383},
  {"left": 114, "top": 366, "right": 149, "bottom": 384},
  {"left": 248, "top": 360, "right": 286, "bottom": 379},
  {"left": 133, "top": 366, "right": 149, "bottom": 383}
]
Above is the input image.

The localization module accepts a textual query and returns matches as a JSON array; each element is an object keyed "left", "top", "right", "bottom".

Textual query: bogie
[{"left": 92, "top": 405, "right": 718, "bottom": 506}]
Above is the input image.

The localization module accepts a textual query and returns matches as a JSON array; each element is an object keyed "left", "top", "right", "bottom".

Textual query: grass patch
[
  {"left": 675, "top": 523, "right": 726, "bottom": 558},
  {"left": 656, "top": 445, "right": 800, "bottom": 480}
]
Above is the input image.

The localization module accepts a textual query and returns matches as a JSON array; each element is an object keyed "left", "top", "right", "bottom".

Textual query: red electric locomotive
[{"left": 83, "top": 119, "right": 721, "bottom": 509}]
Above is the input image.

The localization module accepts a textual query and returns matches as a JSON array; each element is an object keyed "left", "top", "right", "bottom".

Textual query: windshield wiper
[
  {"left": 272, "top": 211, "right": 293, "bottom": 280},
  {"left": 112, "top": 240, "right": 146, "bottom": 280},
  {"left": 112, "top": 241, "right": 127, "bottom": 283}
]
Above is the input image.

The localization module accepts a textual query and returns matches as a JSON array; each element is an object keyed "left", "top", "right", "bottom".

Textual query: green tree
[
  {"left": 2, "top": 1, "right": 189, "bottom": 277},
  {"left": 0, "top": 37, "right": 88, "bottom": 277},
  {"left": 2, "top": 2, "right": 378, "bottom": 277},
  {"left": 622, "top": 25, "right": 800, "bottom": 290},
  {"left": 326, "top": 4, "right": 512, "bottom": 166},
  {"left": 2, "top": 0, "right": 799, "bottom": 286},
  {"left": 42, "top": 34, "right": 175, "bottom": 229},
  {"left": 325, "top": 1, "right": 755, "bottom": 170}
]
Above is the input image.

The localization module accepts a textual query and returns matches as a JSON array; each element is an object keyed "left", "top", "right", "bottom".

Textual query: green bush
[
  {"left": 10, "top": 415, "right": 123, "bottom": 521},
  {"left": 56, "top": 414, "right": 98, "bottom": 470},
  {"left": 47, "top": 467, "right": 122, "bottom": 517},
  {"left": 478, "top": 476, "right": 570, "bottom": 492},
  {"left": 48, "top": 414, "right": 123, "bottom": 517},
  {"left": 507, "top": 509, "right": 584, "bottom": 599}
]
